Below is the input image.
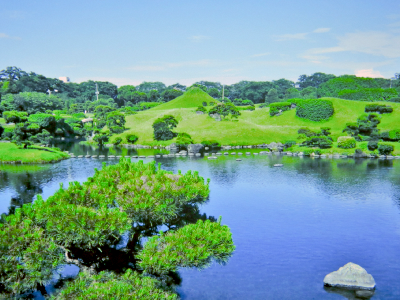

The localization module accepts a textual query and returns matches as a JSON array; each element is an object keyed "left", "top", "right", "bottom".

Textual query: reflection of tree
[
  {"left": 208, "top": 160, "right": 240, "bottom": 187},
  {"left": 294, "top": 158, "right": 333, "bottom": 180}
]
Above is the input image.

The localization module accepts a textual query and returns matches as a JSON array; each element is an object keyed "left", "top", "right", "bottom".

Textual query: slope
[{"left": 151, "top": 87, "right": 219, "bottom": 110}]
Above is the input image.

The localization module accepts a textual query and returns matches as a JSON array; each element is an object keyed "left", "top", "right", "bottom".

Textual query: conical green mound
[{"left": 151, "top": 87, "right": 220, "bottom": 110}]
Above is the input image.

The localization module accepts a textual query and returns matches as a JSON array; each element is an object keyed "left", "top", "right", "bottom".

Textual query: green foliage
[
  {"left": 196, "top": 106, "right": 207, "bottom": 113},
  {"left": 388, "top": 96, "right": 400, "bottom": 103},
  {"left": 106, "top": 111, "right": 126, "bottom": 133},
  {"left": 208, "top": 103, "right": 241, "bottom": 120},
  {"left": 284, "top": 87, "right": 300, "bottom": 99},
  {"left": 232, "top": 98, "right": 254, "bottom": 106},
  {"left": 337, "top": 136, "right": 356, "bottom": 149},
  {"left": 301, "top": 136, "right": 333, "bottom": 149},
  {"left": 72, "top": 112, "right": 86, "bottom": 118},
  {"left": 176, "top": 132, "right": 193, "bottom": 148},
  {"left": 28, "top": 114, "right": 57, "bottom": 132},
  {"left": 113, "top": 137, "right": 122, "bottom": 146},
  {"left": 201, "top": 140, "right": 221, "bottom": 148},
  {"left": 93, "top": 132, "right": 109, "bottom": 146},
  {"left": 94, "top": 105, "right": 114, "bottom": 120},
  {"left": 51, "top": 269, "right": 177, "bottom": 300},
  {"left": 368, "top": 140, "right": 378, "bottom": 151},
  {"left": 153, "top": 115, "right": 178, "bottom": 141},
  {"left": 269, "top": 102, "right": 291, "bottom": 116},
  {"left": 126, "top": 134, "right": 138, "bottom": 144},
  {"left": 317, "top": 75, "right": 381, "bottom": 98},
  {"left": 297, "top": 72, "right": 336, "bottom": 89},
  {"left": 265, "top": 88, "right": 279, "bottom": 104},
  {"left": 189, "top": 84, "right": 207, "bottom": 92},
  {"left": 138, "top": 219, "right": 235, "bottom": 275},
  {"left": 296, "top": 99, "right": 334, "bottom": 121},
  {"left": 0, "top": 159, "right": 233, "bottom": 297},
  {"left": 378, "top": 143, "right": 394, "bottom": 155},
  {"left": 0, "top": 92, "right": 63, "bottom": 115},
  {"left": 365, "top": 104, "right": 393, "bottom": 114},
  {"left": 380, "top": 129, "right": 400, "bottom": 141},
  {"left": 0, "top": 124, "right": 3, "bottom": 138},
  {"left": 338, "top": 88, "right": 397, "bottom": 102},
  {"left": 2, "top": 111, "right": 28, "bottom": 123}
]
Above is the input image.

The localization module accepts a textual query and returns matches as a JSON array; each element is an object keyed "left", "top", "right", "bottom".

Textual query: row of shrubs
[{"left": 365, "top": 104, "right": 393, "bottom": 114}]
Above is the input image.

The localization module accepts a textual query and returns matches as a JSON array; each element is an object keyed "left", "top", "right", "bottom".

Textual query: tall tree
[
  {"left": 297, "top": 72, "right": 336, "bottom": 90},
  {"left": 265, "top": 88, "right": 279, "bottom": 104}
]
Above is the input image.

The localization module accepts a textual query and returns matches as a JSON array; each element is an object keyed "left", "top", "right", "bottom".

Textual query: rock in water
[{"left": 324, "top": 263, "right": 376, "bottom": 290}]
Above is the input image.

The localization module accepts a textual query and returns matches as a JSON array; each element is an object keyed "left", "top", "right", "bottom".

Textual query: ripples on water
[{"left": 1, "top": 145, "right": 400, "bottom": 300}]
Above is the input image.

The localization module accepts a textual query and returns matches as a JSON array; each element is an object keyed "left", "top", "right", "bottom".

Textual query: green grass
[
  {"left": 0, "top": 117, "right": 16, "bottom": 129},
  {"left": 109, "top": 97, "right": 400, "bottom": 146},
  {"left": 0, "top": 143, "right": 69, "bottom": 164},
  {"left": 151, "top": 87, "right": 220, "bottom": 110}
]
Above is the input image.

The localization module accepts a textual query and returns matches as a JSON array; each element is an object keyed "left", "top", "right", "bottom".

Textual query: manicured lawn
[
  {"left": 110, "top": 97, "right": 400, "bottom": 146},
  {"left": 0, "top": 143, "right": 69, "bottom": 164}
]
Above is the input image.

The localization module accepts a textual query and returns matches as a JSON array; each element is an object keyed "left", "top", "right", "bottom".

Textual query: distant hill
[{"left": 151, "top": 87, "right": 220, "bottom": 110}]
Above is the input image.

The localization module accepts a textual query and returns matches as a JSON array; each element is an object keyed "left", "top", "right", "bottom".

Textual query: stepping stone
[
  {"left": 85, "top": 155, "right": 91, "bottom": 158},
  {"left": 188, "top": 153, "right": 194, "bottom": 156},
  {"left": 155, "top": 155, "right": 161, "bottom": 158},
  {"left": 147, "top": 155, "right": 155, "bottom": 158},
  {"left": 208, "top": 156, "right": 217, "bottom": 159},
  {"left": 216, "top": 152, "right": 222, "bottom": 155},
  {"left": 131, "top": 155, "right": 138, "bottom": 158},
  {"left": 195, "top": 153, "right": 201, "bottom": 156},
  {"left": 224, "top": 152, "right": 229, "bottom": 155},
  {"left": 274, "top": 164, "right": 283, "bottom": 167},
  {"left": 246, "top": 152, "right": 251, "bottom": 155},
  {"left": 108, "top": 155, "right": 115, "bottom": 158},
  {"left": 238, "top": 152, "right": 243, "bottom": 155},
  {"left": 116, "top": 156, "right": 122, "bottom": 158},
  {"left": 231, "top": 152, "right": 236, "bottom": 155},
  {"left": 99, "top": 155, "right": 106, "bottom": 158},
  {"left": 139, "top": 155, "right": 146, "bottom": 158},
  {"left": 91, "top": 155, "right": 98, "bottom": 158},
  {"left": 78, "top": 155, "right": 84, "bottom": 158},
  {"left": 253, "top": 153, "right": 259, "bottom": 155},
  {"left": 236, "top": 159, "right": 242, "bottom": 161},
  {"left": 124, "top": 155, "right": 130, "bottom": 158},
  {"left": 163, "top": 155, "right": 169, "bottom": 158}
]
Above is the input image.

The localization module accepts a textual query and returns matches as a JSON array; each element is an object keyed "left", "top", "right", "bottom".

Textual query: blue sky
[{"left": 1, "top": 0, "right": 400, "bottom": 86}]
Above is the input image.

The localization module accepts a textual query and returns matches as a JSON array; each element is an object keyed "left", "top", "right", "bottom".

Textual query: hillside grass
[
  {"left": 110, "top": 97, "right": 400, "bottom": 146},
  {"left": 0, "top": 143, "right": 69, "bottom": 164},
  {"left": 151, "top": 87, "right": 220, "bottom": 110}
]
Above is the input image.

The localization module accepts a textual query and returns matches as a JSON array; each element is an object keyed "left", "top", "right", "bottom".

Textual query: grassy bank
[
  {"left": 111, "top": 97, "right": 400, "bottom": 146},
  {"left": 0, "top": 143, "right": 69, "bottom": 164}
]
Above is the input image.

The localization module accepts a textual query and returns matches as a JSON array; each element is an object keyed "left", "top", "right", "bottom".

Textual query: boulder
[
  {"left": 196, "top": 111, "right": 205, "bottom": 115},
  {"left": 323, "top": 263, "right": 376, "bottom": 290},
  {"left": 188, "top": 144, "right": 204, "bottom": 153}
]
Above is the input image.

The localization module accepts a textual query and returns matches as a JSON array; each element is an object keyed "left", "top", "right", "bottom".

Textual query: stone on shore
[{"left": 323, "top": 263, "right": 376, "bottom": 290}]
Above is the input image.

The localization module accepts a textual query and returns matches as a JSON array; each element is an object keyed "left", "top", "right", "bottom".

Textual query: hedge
[
  {"left": 380, "top": 129, "right": 400, "bottom": 141},
  {"left": 378, "top": 143, "right": 394, "bottom": 155},
  {"left": 337, "top": 136, "right": 356, "bottom": 149},
  {"left": 365, "top": 104, "right": 393, "bottom": 114},
  {"left": 338, "top": 88, "right": 398, "bottom": 102},
  {"left": 296, "top": 99, "right": 334, "bottom": 121},
  {"left": 269, "top": 102, "right": 291, "bottom": 116},
  {"left": 388, "top": 97, "right": 400, "bottom": 103}
]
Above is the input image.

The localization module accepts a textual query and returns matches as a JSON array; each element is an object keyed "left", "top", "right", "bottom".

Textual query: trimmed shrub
[
  {"left": 202, "top": 101, "right": 208, "bottom": 106},
  {"left": 72, "top": 113, "right": 86, "bottom": 119},
  {"left": 338, "top": 88, "right": 398, "bottom": 101},
  {"left": 337, "top": 136, "right": 356, "bottom": 149},
  {"left": 368, "top": 141, "right": 378, "bottom": 151},
  {"left": 388, "top": 97, "right": 400, "bottom": 103},
  {"left": 296, "top": 99, "right": 334, "bottom": 121},
  {"left": 201, "top": 140, "right": 221, "bottom": 148},
  {"left": 365, "top": 104, "right": 393, "bottom": 114},
  {"left": 3, "top": 111, "right": 28, "bottom": 124},
  {"left": 284, "top": 141, "right": 296, "bottom": 149},
  {"left": 196, "top": 106, "right": 207, "bottom": 113},
  {"left": 269, "top": 102, "right": 291, "bottom": 116},
  {"left": 113, "top": 137, "right": 122, "bottom": 146},
  {"left": 176, "top": 132, "right": 193, "bottom": 148},
  {"left": 378, "top": 143, "right": 394, "bottom": 155},
  {"left": 302, "top": 136, "right": 333, "bottom": 148},
  {"left": 126, "top": 134, "right": 138, "bottom": 144}
]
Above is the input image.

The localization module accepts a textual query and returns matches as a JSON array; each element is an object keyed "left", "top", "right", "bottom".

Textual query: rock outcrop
[{"left": 323, "top": 263, "right": 376, "bottom": 290}]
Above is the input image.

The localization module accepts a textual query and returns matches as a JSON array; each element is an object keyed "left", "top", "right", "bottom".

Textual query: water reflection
[{"left": 324, "top": 286, "right": 375, "bottom": 300}]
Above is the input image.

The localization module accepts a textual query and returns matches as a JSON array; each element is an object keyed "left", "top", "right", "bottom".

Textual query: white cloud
[
  {"left": 313, "top": 28, "right": 331, "bottom": 33},
  {"left": 188, "top": 35, "right": 210, "bottom": 42},
  {"left": 273, "top": 32, "right": 308, "bottom": 41},
  {"left": 304, "top": 31, "right": 400, "bottom": 58},
  {"left": 251, "top": 52, "right": 271, "bottom": 57},
  {"left": 355, "top": 69, "right": 384, "bottom": 78},
  {"left": 0, "top": 32, "right": 21, "bottom": 40}
]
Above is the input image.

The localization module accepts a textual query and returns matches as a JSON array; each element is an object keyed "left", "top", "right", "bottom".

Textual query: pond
[{"left": 1, "top": 144, "right": 400, "bottom": 299}]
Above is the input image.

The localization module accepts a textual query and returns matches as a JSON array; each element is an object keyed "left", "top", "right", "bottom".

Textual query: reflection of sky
[{"left": 2, "top": 153, "right": 400, "bottom": 299}]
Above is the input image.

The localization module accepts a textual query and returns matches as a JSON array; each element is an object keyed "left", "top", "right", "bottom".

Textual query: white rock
[{"left": 324, "top": 263, "right": 375, "bottom": 290}]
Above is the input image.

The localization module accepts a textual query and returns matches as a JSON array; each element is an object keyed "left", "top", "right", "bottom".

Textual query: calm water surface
[{"left": 1, "top": 144, "right": 400, "bottom": 300}]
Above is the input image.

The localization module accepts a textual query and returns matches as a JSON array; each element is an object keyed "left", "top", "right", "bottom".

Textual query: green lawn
[
  {"left": 0, "top": 143, "right": 69, "bottom": 164},
  {"left": 111, "top": 97, "right": 400, "bottom": 146}
]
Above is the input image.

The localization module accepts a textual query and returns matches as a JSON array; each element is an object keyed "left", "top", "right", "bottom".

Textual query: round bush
[
  {"left": 378, "top": 143, "right": 394, "bottom": 155},
  {"left": 126, "top": 134, "right": 138, "bottom": 144},
  {"left": 296, "top": 99, "right": 334, "bottom": 121},
  {"left": 337, "top": 136, "right": 356, "bottom": 149}
]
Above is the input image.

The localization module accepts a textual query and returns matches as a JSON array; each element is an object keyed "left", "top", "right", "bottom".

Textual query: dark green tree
[
  {"left": 265, "top": 88, "right": 279, "bottom": 104},
  {"left": 161, "top": 89, "right": 184, "bottom": 102},
  {"left": 0, "top": 160, "right": 234, "bottom": 298},
  {"left": 153, "top": 115, "right": 178, "bottom": 140}
]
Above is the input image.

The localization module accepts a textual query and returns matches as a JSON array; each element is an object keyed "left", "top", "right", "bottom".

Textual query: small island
[{"left": 0, "top": 142, "right": 69, "bottom": 164}]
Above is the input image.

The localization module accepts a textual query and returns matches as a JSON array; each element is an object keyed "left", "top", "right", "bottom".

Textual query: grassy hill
[
  {"left": 111, "top": 97, "right": 400, "bottom": 150},
  {"left": 151, "top": 87, "right": 219, "bottom": 110}
]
